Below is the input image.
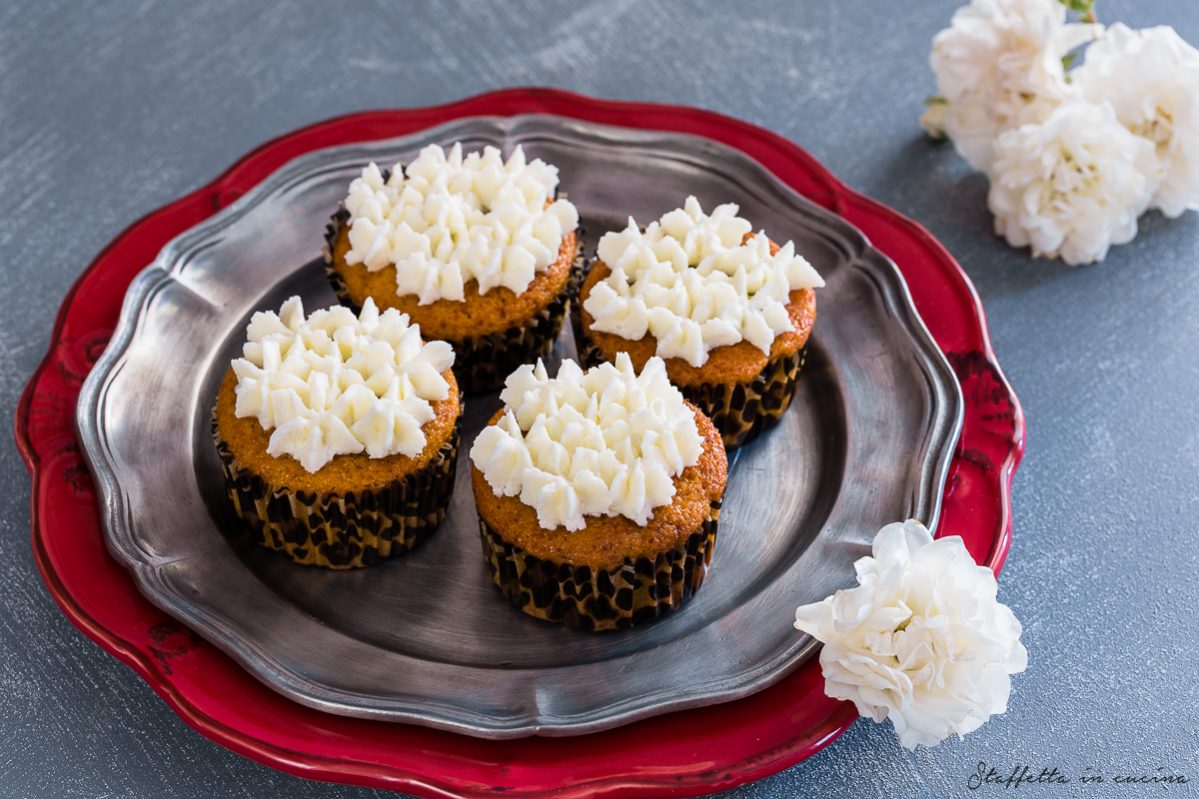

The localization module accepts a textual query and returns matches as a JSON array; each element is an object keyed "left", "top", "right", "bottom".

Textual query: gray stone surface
[{"left": 2, "top": 1, "right": 1196, "bottom": 797}]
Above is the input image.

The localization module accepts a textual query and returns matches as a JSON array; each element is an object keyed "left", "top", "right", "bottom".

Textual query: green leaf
[
  {"left": 1058, "top": 0, "right": 1096, "bottom": 19},
  {"left": 1062, "top": 51, "right": 1078, "bottom": 72}
]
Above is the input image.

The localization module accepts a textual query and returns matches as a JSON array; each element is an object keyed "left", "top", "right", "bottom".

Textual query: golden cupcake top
[
  {"left": 584, "top": 196, "right": 824, "bottom": 367},
  {"left": 341, "top": 142, "right": 579, "bottom": 304},
  {"left": 230, "top": 296, "right": 455, "bottom": 472},
  {"left": 469, "top": 354, "right": 703, "bottom": 532}
]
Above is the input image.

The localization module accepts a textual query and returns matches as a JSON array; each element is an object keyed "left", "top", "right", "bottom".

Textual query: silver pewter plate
[{"left": 76, "top": 116, "right": 963, "bottom": 738}]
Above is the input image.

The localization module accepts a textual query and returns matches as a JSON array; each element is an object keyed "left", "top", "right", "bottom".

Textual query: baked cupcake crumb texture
[
  {"left": 229, "top": 295, "right": 454, "bottom": 472},
  {"left": 324, "top": 144, "right": 584, "bottom": 394},
  {"left": 469, "top": 355, "right": 727, "bottom": 629},
  {"left": 215, "top": 295, "right": 462, "bottom": 569},
  {"left": 583, "top": 195, "right": 823, "bottom": 368},
  {"left": 574, "top": 319, "right": 807, "bottom": 450},
  {"left": 341, "top": 143, "right": 579, "bottom": 304},
  {"left": 470, "top": 353, "right": 704, "bottom": 532}
]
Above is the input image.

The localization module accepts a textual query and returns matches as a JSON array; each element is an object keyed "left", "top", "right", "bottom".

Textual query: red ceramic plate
[{"left": 16, "top": 88, "right": 1024, "bottom": 798}]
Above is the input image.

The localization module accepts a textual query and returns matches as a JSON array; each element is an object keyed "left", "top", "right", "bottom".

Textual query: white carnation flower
[
  {"left": 987, "top": 100, "right": 1156, "bottom": 265},
  {"left": 794, "top": 520, "right": 1026, "bottom": 750},
  {"left": 929, "top": 0, "right": 1100, "bottom": 172},
  {"left": 1074, "top": 23, "right": 1199, "bottom": 218}
]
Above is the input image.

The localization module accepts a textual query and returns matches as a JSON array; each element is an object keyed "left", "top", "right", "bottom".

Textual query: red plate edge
[{"left": 14, "top": 88, "right": 1024, "bottom": 798}]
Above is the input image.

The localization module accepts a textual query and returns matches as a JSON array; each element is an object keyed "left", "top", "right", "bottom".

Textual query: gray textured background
[{"left": 3, "top": 1, "right": 1198, "bottom": 797}]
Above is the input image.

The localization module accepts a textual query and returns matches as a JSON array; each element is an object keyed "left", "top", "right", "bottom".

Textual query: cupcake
[
  {"left": 574, "top": 196, "right": 824, "bottom": 448},
  {"left": 469, "top": 354, "right": 728, "bottom": 631},
  {"left": 214, "top": 296, "right": 461, "bottom": 569},
  {"left": 324, "top": 143, "right": 582, "bottom": 394}
]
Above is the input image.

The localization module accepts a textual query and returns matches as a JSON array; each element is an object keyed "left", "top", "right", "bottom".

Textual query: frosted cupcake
[
  {"left": 324, "top": 143, "right": 582, "bottom": 394},
  {"left": 214, "top": 296, "right": 461, "bottom": 569},
  {"left": 574, "top": 196, "right": 824, "bottom": 448},
  {"left": 469, "top": 354, "right": 727, "bottom": 631}
]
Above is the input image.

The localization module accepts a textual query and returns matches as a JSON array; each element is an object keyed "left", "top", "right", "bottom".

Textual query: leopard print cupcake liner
[
  {"left": 324, "top": 207, "right": 587, "bottom": 395},
  {"left": 214, "top": 415, "right": 461, "bottom": 569},
  {"left": 675, "top": 346, "right": 806, "bottom": 449},
  {"left": 478, "top": 502, "right": 721, "bottom": 632},
  {"left": 570, "top": 310, "right": 805, "bottom": 449}
]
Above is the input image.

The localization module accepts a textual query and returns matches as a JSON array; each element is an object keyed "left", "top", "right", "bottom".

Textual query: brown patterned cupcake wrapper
[
  {"left": 324, "top": 207, "right": 588, "bottom": 395},
  {"left": 214, "top": 415, "right": 461, "bottom": 569},
  {"left": 478, "top": 502, "right": 720, "bottom": 632},
  {"left": 571, "top": 308, "right": 805, "bottom": 449},
  {"left": 676, "top": 346, "right": 806, "bottom": 449}
]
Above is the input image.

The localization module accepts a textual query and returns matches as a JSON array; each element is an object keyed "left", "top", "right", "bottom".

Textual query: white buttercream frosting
[
  {"left": 342, "top": 143, "right": 579, "bottom": 304},
  {"left": 230, "top": 296, "right": 455, "bottom": 473},
  {"left": 584, "top": 196, "right": 824, "bottom": 367},
  {"left": 469, "top": 354, "right": 703, "bottom": 531}
]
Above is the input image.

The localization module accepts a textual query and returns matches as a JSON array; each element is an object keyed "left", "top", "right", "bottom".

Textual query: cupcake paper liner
[
  {"left": 214, "top": 413, "right": 461, "bottom": 569},
  {"left": 676, "top": 345, "right": 806, "bottom": 449},
  {"left": 324, "top": 208, "right": 587, "bottom": 395},
  {"left": 477, "top": 501, "right": 721, "bottom": 632},
  {"left": 571, "top": 307, "right": 806, "bottom": 449}
]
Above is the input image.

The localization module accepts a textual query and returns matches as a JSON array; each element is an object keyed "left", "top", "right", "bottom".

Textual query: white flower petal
[
  {"left": 794, "top": 520, "right": 1026, "bottom": 749},
  {"left": 928, "top": 0, "right": 1100, "bottom": 172},
  {"left": 987, "top": 100, "right": 1156, "bottom": 265},
  {"left": 1074, "top": 23, "right": 1199, "bottom": 218}
]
